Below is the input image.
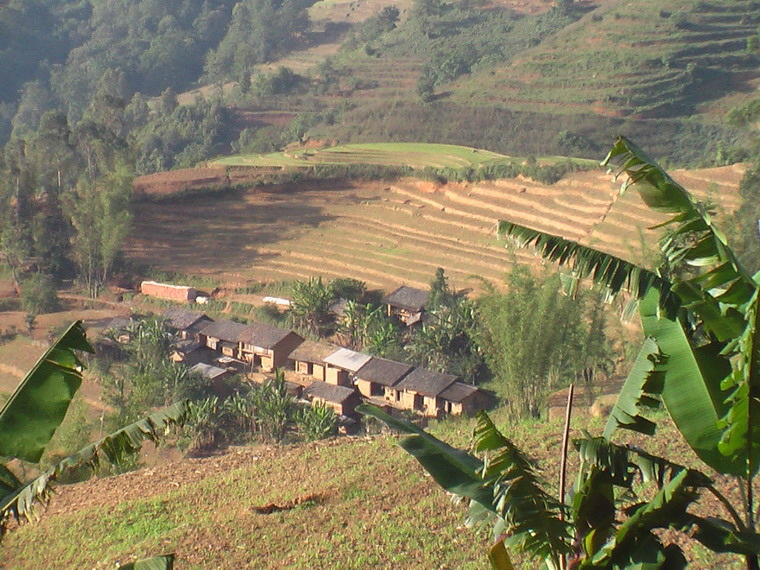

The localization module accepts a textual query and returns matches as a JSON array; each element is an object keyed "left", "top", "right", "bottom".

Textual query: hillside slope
[
  {"left": 125, "top": 164, "right": 743, "bottom": 293},
  {"left": 1, "top": 413, "right": 749, "bottom": 568}
]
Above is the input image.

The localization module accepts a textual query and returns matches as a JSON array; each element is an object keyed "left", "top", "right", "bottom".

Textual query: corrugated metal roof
[
  {"left": 438, "top": 382, "right": 479, "bottom": 403},
  {"left": 382, "top": 285, "right": 429, "bottom": 312},
  {"left": 323, "top": 348, "right": 372, "bottom": 372},
  {"left": 304, "top": 381, "right": 357, "bottom": 404},
  {"left": 354, "top": 357, "right": 414, "bottom": 387},
  {"left": 189, "top": 362, "right": 228, "bottom": 380},
  {"left": 396, "top": 368, "right": 458, "bottom": 397}
]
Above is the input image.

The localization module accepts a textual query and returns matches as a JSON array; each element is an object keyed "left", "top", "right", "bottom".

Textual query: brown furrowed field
[{"left": 125, "top": 164, "right": 744, "bottom": 294}]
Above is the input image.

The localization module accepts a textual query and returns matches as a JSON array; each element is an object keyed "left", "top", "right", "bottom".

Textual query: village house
[
  {"left": 322, "top": 348, "right": 371, "bottom": 387},
  {"left": 438, "top": 381, "right": 483, "bottom": 416},
  {"left": 103, "top": 316, "right": 133, "bottom": 343},
  {"left": 353, "top": 357, "right": 414, "bottom": 401},
  {"left": 200, "top": 320, "right": 248, "bottom": 358},
  {"left": 237, "top": 322, "right": 303, "bottom": 372},
  {"left": 189, "top": 362, "right": 235, "bottom": 397},
  {"left": 170, "top": 338, "right": 208, "bottom": 366},
  {"left": 141, "top": 280, "right": 197, "bottom": 303},
  {"left": 303, "top": 381, "right": 361, "bottom": 417},
  {"left": 162, "top": 308, "right": 213, "bottom": 341},
  {"left": 383, "top": 285, "right": 429, "bottom": 325},
  {"left": 289, "top": 340, "right": 341, "bottom": 382},
  {"left": 394, "top": 368, "right": 459, "bottom": 416}
]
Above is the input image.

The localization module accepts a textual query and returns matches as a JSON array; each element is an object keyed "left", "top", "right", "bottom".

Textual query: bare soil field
[{"left": 125, "top": 165, "right": 744, "bottom": 294}]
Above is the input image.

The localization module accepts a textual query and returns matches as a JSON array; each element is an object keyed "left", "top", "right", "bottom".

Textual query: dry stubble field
[{"left": 125, "top": 164, "right": 744, "bottom": 295}]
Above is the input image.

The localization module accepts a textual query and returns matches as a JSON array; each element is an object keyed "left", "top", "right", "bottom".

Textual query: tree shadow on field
[{"left": 125, "top": 189, "right": 337, "bottom": 274}]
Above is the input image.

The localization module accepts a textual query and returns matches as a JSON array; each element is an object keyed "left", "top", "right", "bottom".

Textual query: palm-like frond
[
  {"left": 0, "top": 400, "right": 189, "bottom": 536},
  {"left": 0, "top": 321, "right": 93, "bottom": 463},
  {"left": 602, "top": 337, "right": 664, "bottom": 439},
  {"left": 497, "top": 220, "right": 677, "bottom": 312},
  {"left": 473, "top": 412, "right": 572, "bottom": 566},
  {"left": 357, "top": 404, "right": 490, "bottom": 505}
]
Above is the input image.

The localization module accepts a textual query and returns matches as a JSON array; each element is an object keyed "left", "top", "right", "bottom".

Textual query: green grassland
[
  {"left": 1, "top": 408, "right": 746, "bottom": 568},
  {"left": 214, "top": 142, "right": 512, "bottom": 169},
  {"left": 213, "top": 142, "right": 599, "bottom": 170}
]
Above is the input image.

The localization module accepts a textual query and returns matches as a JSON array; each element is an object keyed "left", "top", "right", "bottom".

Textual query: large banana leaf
[
  {"left": 0, "top": 400, "right": 189, "bottom": 534},
  {"left": 0, "top": 321, "right": 93, "bottom": 463},
  {"left": 604, "top": 138, "right": 751, "bottom": 281},
  {"left": 357, "top": 404, "right": 490, "bottom": 505},
  {"left": 636, "top": 290, "right": 740, "bottom": 475},
  {"left": 498, "top": 220, "right": 677, "bottom": 312}
]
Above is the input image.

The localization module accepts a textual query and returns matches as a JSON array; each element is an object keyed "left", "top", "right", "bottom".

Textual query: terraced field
[
  {"left": 455, "top": 0, "right": 760, "bottom": 119},
  {"left": 125, "top": 164, "right": 744, "bottom": 295},
  {"left": 213, "top": 142, "right": 515, "bottom": 169}
]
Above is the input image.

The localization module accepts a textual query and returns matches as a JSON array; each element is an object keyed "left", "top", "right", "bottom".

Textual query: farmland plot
[{"left": 125, "top": 164, "right": 743, "bottom": 294}]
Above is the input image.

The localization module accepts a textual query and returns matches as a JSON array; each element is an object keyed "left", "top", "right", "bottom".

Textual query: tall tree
[{"left": 65, "top": 159, "right": 132, "bottom": 297}]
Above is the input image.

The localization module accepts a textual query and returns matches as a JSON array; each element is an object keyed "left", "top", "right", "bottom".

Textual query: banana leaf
[
  {"left": 603, "top": 338, "right": 664, "bottom": 439},
  {"left": 473, "top": 412, "right": 572, "bottom": 565},
  {"left": 0, "top": 400, "right": 189, "bottom": 534},
  {"left": 637, "top": 290, "right": 740, "bottom": 475},
  {"left": 357, "top": 404, "right": 491, "bottom": 506},
  {"left": 498, "top": 220, "right": 677, "bottom": 312},
  {"left": 0, "top": 321, "right": 93, "bottom": 463}
]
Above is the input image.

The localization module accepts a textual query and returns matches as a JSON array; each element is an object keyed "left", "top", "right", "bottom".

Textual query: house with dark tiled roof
[
  {"left": 438, "top": 382, "right": 483, "bottom": 416},
  {"left": 394, "top": 368, "right": 459, "bottom": 416},
  {"left": 289, "top": 340, "right": 341, "bottom": 382},
  {"left": 383, "top": 285, "right": 429, "bottom": 325},
  {"left": 201, "top": 320, "right": 248, "bottom": 358},
  {"left": 304, "top": 381, "right": 361, "bottom": 417},
  {"left": 163, "top": 308, "right": 213, "bottom": 341},
  {"left": 237, "top": 322, "right": 303, "bottom": 372},
  {"left": 353, "top": 357, "right": 414, "bottom": 400}
]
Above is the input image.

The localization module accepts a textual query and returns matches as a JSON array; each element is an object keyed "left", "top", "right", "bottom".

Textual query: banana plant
[
  {"left": 0, "top": 321, "right": 189, "bottom": 539},
  {"left": 500, "top": 136, "right": 760, "bottom": 567},
  {"left": 360, "top": 137, "right": 760, "bottom": 568}
]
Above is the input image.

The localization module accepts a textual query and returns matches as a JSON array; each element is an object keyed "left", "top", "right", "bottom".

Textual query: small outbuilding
[
  {"left": 189, "top": 362, "right": 234, "bottom": 398},
  {"left": 383, "top": 285, "right": 429, "bottom": 325},
  {"left": 289, "top": 340, "right": 340, "bottom": 382},
  {"left": 237, "top": 322, "right": 304, "bottom": 372},
  {"left": 323, "top": 348, "right": 372, "bottom": 387},
  {"left": 304, "top": 382, "right": 361, "bottom": 417},
  {"left": 353, "top": 357, "right": 414, "bottom": 400},
  {"left": 394, "top": 368, "right": 458, "bottom": 416}
]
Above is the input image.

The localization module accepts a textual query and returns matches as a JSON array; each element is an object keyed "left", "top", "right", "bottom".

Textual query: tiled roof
[
  {"left": 238, "top": 322, "right": 302, "bottom": 349},
  {"left": 438, "top": 382, "right": 479, "bottom": 403},
  {"left": 200, "top": 320, "right": 248, "bottom": 342},
  {"left": 163, "top": 308, "right": 210, "bottom": 330},
  {"left": 382, "top": 286, "right": 429, "bottom": 312},
  {"left": 304, "top": 381, "right": 357, "bottom": 404},
  {"left": 396, "top": 368, "right": 458, "bottom": 397},
  {"left": 354, "top": 357, "right": 414, "bottom": 387},
  {"left": 290, "top": 340, "right": 341, "bottom": 363}
]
